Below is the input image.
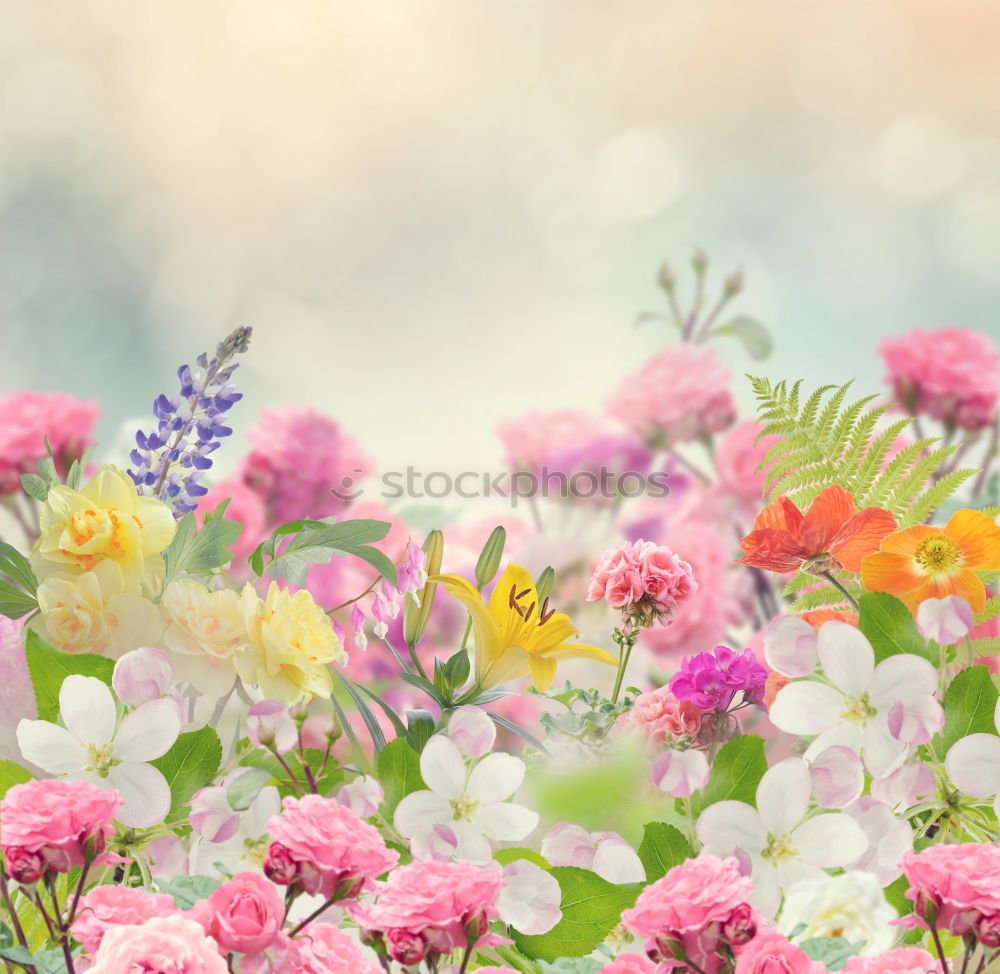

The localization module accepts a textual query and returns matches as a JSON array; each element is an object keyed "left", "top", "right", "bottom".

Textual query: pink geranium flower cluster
[
  {"left": 349, "top": 860, "right": 507, "bottom": 967},
  {"left": 607, "top": 344, "right": 736, "bottom": 446},
  {"left": 1, "top": 779, "right": 120, "bottom": 883},
  {"left": 0, "top": 390, "right": 98, "bottom": 494},
  {"left": 588, "top": 540, "right": 697, "bottom": 627},
  {"left": 615, "top": 685, "right": 703, "bottom": 748},
  {"left": 669, "top": 645, "right": 768, "bottom": 713},
  {"left": 879, "top": 328, "right": 1000, "bottom": 431},
  {"left": 264, "top": 794, "right": 398, "bottom": 900},
  {"left": 621, "top": 855, "right": 759, "bottom": 974}
]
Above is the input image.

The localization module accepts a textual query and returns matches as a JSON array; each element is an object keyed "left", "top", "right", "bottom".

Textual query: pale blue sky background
[{"left": 1, "top": 0, "right": 999, "bottom": 477}]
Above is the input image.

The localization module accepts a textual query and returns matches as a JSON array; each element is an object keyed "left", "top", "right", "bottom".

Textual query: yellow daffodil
[
  {"left": 32, "top": 465, "right": 176, "bottom": 586},
  {"left": 431, "top": 564, "right": 617, "bottom": 692}
]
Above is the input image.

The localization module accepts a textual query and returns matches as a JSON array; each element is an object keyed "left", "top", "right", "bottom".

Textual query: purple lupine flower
[
  {"left": 669, "top": 645, "right": 768, "bottom": 712},
  {"left": 128, "top": 327, "right": 251, "bottom": 515}
]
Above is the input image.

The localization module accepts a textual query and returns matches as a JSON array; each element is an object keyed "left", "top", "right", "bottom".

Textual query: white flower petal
[
  {"left": 747, "top": 859, "right": 782, "bottom": 918},
  {"left": 447, "top": 706, "right": 496, "bottom": 759},
  {"left": 467, "top": 753, "right": 526, "bottom": 804},
  {"left": 541, "top": 823, "right": 595, "bottom": 868},
  {"left": 816, "top": 622, "right": 874, "bottom": 695},
  {"left": 114, "top": 699, "right": 181, "bottom": 763},
  {"left": 60, "top": 675, "right": 116, "bottom": 744},
  {"left": 394, "top": 790, "right": 451, "bottom": 839},
  {"left": 475, "top": 801, "right": 538, "bottom": 842},
  {"left": 419, "top": 735, "right": 467, "bottom": 800},
  {"left": 861, "top": 717, "right": 909, "bottom": 778},
  {"left": 15, "top": 719, "right": 85, "bottom": 774},
  {"left": 946, "top": 733, "right": 1000, "bottom": 799},
  {"left": 498, "top": 860, "right": 562, "bottom": 935},
  {"left": 592, "top": 837, "right": 646, "bottom": 884},
  {"left": 770, "top": 682, "right": 844, "bottom": 735},
  {"left": 869, "top": 654, "right": 938, "bottom": 707},
  {"left": 809, "top": 746, "right": 865, "bottom": 809},
  {"left": 450, "top": 820, "right": 493, "bottom": 863},
  {"left": 107, "top": 762, "right": 171, "bottom": 828},
  {"left": 696, "top": 800, "right": 767, "bottom": 857},
  {"left": 757, "top": 758, "right": 811, "bottom": 835},
  {"left": 764, "top": 616, "right": 819, "bottom": 678},
  {"left": 803, "top": 723, "right": 864, "bottom": 764},
  {"left": 792, "top": 813, "right": 868, "bottom": 868}
]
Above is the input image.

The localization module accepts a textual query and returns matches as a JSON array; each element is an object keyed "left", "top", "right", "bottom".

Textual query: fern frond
[
  {"left": 968, "top": 637, "right": 1000, "bottom": 658},
  {"left": 790, "top": 586, "right": 854, "bottom": 613},
  {"left": 975, "top": 594, "right": 1000, "bottom": 625}
]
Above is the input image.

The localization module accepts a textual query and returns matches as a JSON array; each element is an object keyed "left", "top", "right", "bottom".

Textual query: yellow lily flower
[{"left": 431, "top": 564, "right": 618, "bottom": 692}]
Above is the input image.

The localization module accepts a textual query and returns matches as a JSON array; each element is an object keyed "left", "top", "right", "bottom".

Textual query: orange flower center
[{"left": 914, "top": 536, "right": 962, "bottom": 574}]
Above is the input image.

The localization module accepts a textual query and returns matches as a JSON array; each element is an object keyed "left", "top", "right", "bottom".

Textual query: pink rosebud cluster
[
  {"left": 669, "top": 646, "right": 767, "bottom": 713},
  {"left": 607, "top": 345, "right": 736, "bottom": 446},
  {"left": 879, "top": 328, "right": 999, "bottom": 431},
  {"left": 264, "top": 794, "right": 398, "bottom": 900},
  {"left": 615, "top": 686, "right": 703, "bottom": 748},
  {"left": 0, "top": 390, "right": 99, "bottom": 494},
  {"left": 587, "top": 540, "right": 697, "bottom": 627},
  {"left": 1, "top": 779, "right": 120, "bottom": 883},
  {"left": 621, "top": 855, "right": 759, "bottom": 974},
  {"left": 348, "top": 860, "right": 507, "bottom": 967},
  {"left": 899, "top": 843, "right": 1000, "bottom": 941}
]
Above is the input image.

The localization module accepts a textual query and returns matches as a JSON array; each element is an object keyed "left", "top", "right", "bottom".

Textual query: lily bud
[
  {"left": 534, "top": 566, "right": 555, "bottom": 605},
  {"left": 112, "top": 648, "right": 172, "bottom": 707},
  {"left": 403, "top": 529, "right": 444, "bottom": 646},
  {"left": 474, "top": 526, "right": 506, "bottom": 589}
]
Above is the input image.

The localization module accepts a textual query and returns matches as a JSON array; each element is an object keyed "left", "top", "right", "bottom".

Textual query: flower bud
[
  {"left": 656, "top": 263, "right": 676, "bottom": 294},
  {"left": 4, "top": 846, "right": 44, "bottom": 885},
  {"left": 112, "top": 648, "right": 173, "bottom": 707},
  {"left": 692, "top": 247, "right": 708, "bottom": 274},
  {"left": 534, "top": 566, "right": 555, "bottom": 605},
  {"left": 386, "top": 928, "right": 428, "bottom": 965},
  {"left": 463, "top": 907, "right": 490, "bottom": 944},
  {"left": 403, "top": 529, "right": 443, "bottom": 646},
  {"left": 474, "top": 526, "right": 506, "bottom": 589},
  {"left": 247, "top": 700, "right": 298, "bottom": 754},
  {"left": 722, "top": 903, "right": 757, "bottom": 946},
  {"left": 263, "top": 843, "right": 298, "bottom": 886},
  {"left": 723, "top": 268, "right": 744, "bottom": 298},
  {"left": 978, "top": 913, "right": 1000, "bottom": 948}
]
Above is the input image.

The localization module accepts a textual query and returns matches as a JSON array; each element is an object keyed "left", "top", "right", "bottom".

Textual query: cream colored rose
[
  {"left": 236, "top": 582, "right": 345, "bottom": 705},
  {"left": 32, "top": 466, "right": 176, "bottom": 588},
  {"left": 34, "top": 560, "right": 163, "bottom": 657},
  {"left": 161, "top": 578, "right": 247, "bottom": 697},
  {"left": 777, "top": 872, "right": 897, "bottom": 955}
]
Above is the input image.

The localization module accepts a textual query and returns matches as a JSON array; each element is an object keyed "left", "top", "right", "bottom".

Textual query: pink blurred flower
[
  {"left": 0, "top": 617, "right": 34, "bottom": 762},
  {"left": 615, "top": 686, "right": 703, "bottom": 748},
  {"left": 265, "top": 794, "right": 398, "bottom": 899},
  {"left": 349, "top": 860, "right": 507, "bottom": 961},
  {"left": 192, "top": 872, "right": 284, "bottom": 955},
  {"left": 1, "top": 779, "right": 120, "bottom": 879},
  {"left": 734, "top": 931, "right": 829, "bottom": 974},
  {"left": 879, "top": 328, "right": 999, "bottom": 431},
  {"left": 296, "top": 924, "right": 382, "bottom": 974},
  {"left": 496, "top": 410, "right": 596, "bottom": 473},
  {"left": 0, "top": 390, "right": 99, "bottom": 493},
  {"left": 599, "top": 959, "right": 657, "bottom": 974},
  {"left": 88, "top": 914, "right": 227, "bottom": 973},
  {"left": 72, "top": 886, "right": 179, "bottom": 955},
  {"left": 242, "top": 406, "right": 374, "bottom": 522},
  {"left": 607, "top": 344, "right": 735, "bottom": 445},
  {"left": 842, "top": 948, "right": 938, "bottom": 974},
  {"left": 241, "top": 934, "right": 303, "bottom": 974},
  {"left": 716, "top": 420, "right": 779, "bottom": 519}
]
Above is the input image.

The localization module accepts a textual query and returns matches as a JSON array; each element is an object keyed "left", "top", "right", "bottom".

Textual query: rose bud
[{"left": 386, "top": 928, "right": 428, "bottom": 965}]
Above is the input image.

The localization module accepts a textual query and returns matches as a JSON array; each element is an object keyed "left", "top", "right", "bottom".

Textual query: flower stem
[
  {"left": 821, "top": 572, "right": 860, "bottom": 611},
  {"left": 288, "top": 895, "right": 338, "bottom": 936},
  {"left": 928, "top": 920, "right": 951, "bottom": 974},
  {"left": 611, "top": 626, "right": 639, "bottom": 704}
]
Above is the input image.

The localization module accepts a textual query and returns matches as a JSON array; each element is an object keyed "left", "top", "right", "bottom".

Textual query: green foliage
[
  {"left": 151, "top": 726, "right": 223, "bottom": 822},
  {"left": 534, "top": 684, "right": 636, "bottom": 750},
  {"left": 160, "top": 507, "right": 243, "bottom": 595},
  {"left": 158, "top": 875, "right": 223, "bottom": 909},
  {"left": 692, "top": 735, "right": 767, "bottom": 815},
  {"left": 237, "top": 746, "right": 343, "bottom": 799},
  {"left": 24, "top": 629, "right": 114, "bottom": 722},
  {"left": 0, "top": 542, "right": 39, "bottom": 620},
  {"left": 716, "top": 315, "right": 773, "bottom": 359},
  {"left": 749, "top": 376, "right": 976, "bottom": 525},
  {"left": 0, "top": 760, "right": 32, "bottom": 799},
  {"left": 941, "top": 665, "right": 1000, "bottom": 751},
  {"left": 249, "top": 517, "right": 397, "bottom": 587},
  {"left": 494, "top": 847, "right": 551, "bottom": 870},
  {"left": 858, "top": 592, "right": 936, "bottom": 664},
  {"left": 512, "top": 868, "right": 642, "bottom": 962},
  {"left": 376, "top": 737, "right": 426, "bottom": 814},
  {"left": 636, "top": 821, "right": 691, "bottom": 882},
  {"left": 798, "top": 937, "right": 866, "bottom": 971}
]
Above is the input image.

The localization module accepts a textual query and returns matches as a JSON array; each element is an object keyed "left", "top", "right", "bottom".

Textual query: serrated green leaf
[
  {"left": 941, "top": 665, "right": 1000, "bottom": 751},
  {"left": 24, "top": 629, "right": 114, "bottom": 722},
  {"left": 160, "top": 511, "right": 243, "bottom": 593},
  {"left": 636, "top": 821, "right": 691, "bottom": 882},
  {"left": 692, "top": 735, "right": 766, "bottom": 815},
  {"left": 494, "top": 847, "right": 551, "bottom": 870},
  {"left": 150, "top": 726, "right": 222, "bottom": 821},
  {"left": 857, "top": 592, "right": 936, "bottom": 664},
  {"left": 376, "top": 737, "right": 426, "bottom": 814},
  {"left": 157, "top": 875, "right": 223, "bottom": 909},
  {"left": 0, "top": 760, "right": 32, "bottom": 799}
]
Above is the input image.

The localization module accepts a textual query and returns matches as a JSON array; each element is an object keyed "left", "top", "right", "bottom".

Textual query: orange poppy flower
[
  {"left": 860, "top": 509, "right": 1000, "bottom": 613},
  {"left": 739, "top": 484, "right": 897, "bottom": 575}
]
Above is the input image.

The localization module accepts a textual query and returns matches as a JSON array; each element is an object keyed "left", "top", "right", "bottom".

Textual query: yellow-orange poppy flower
[{"left": 860, "top": 509, "right": 1000, "bottom": 613}]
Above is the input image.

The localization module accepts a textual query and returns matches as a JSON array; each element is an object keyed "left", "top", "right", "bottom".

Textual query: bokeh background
[{"left": 1, "top": 0, "right": 999, "bottom": 481}]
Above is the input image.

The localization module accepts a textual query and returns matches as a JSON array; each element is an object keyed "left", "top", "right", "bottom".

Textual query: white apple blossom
[
  {"left": 808, "top": 746, "right": 864, "bottom": 809},
  {"left": 843, "top": 797, "right": 913, "bottom": 886},
  {"left": 916, "top": 595, "right": 974, "bottom": 645},
  {"left": 769, "top": 621, "right": 942, "bottom": 777},
  {"left": 497, "top": 860, "right": 562, "bottom": 934},
  {"left": 16, "top": 674, "right": 180, "bottom": 827},
  {"left": 651, "top": 748, "right": 710, "bottom": 798},
  {"left": 945, "top": 698, "right": 1000, "bottom": 816},
  {"left": 697, "top": 757, "right": 868, "bottom": 917},
  {"left": 394, "top": 732, "right": 538, "bottom": 863},
  {"left": 540, "top": 822, "right": 645, "bottom": 884}
]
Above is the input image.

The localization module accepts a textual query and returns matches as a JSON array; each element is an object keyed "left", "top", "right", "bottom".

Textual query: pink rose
[
  {"left": 296, "top": 924, "right": 383, "bottom": 974},
  {"left": 900, "top": 843, "right": 1000, "bottom": 935},
  {"left": 735, "top": 932, "right": 829, "bottom": 974},
  {"left": 600, "top": 958, "right": 658, "bottom": 974},
  {"left": 2, "top": 779, "right": 120, "bottom": 876},
  {"left": 240, "top": 933, "right": 303, "bottom": 973},
  {"left": 496, "top": 410, "right": 597, "bottom": 473},
  {"left": 842, "top": 948, "right": 938, "bottom": 974},
  {"left": 265, "top": 794, "right": 398, "bottom": 899},
  {"left": 195, "top": 872, "right": 283, "bottom": 955},
  {"left": 73, "top": 886, "right": 179, "bottom": 955},
  {"left": 615, "top": 686, "right": 703, "bottom": 748},
  {"left": 88, "top": 914, "right": 228, "bottom": 973},
  {"left": 349, "top": 860, "right": 505, "bottom": 957},
  {"left": 715, "top": 421, "right": 779, "bottom": 515},
  {"left": 621, "top": 855, "right": 754, "bottom": 974}
]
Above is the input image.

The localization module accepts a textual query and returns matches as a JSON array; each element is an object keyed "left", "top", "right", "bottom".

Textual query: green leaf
[
  {"left": 512, "top": 867, "right": 642, "bottom": 961},
  {"left": 858, "top": 592, "right": 935, "bottom": 664},
  {"left": 150, "top": 726, "right": 222, "bottom": 821},
  {"left": 443, "top": 649, "right": 471, "bottom": 690},
  {"left": 161, "top": 512, "right": 243, "bottom": 593},
  {"left": 0, "top": 581, "right": 37, "bottom": 620},
  {"left": 716, "top": 315, "right": 773, "bottom": 359},
  {"left": 158, "top": 875, "right": 223, "bottom": 909},
  {"left": 0, "top": 761, "right": 32, "bottom": 799},
  {"left": 227, "top": 767, "right": 273, "bottom": 811},
  {"left": 692, "top": 735, "right": 766, "bottom": 815},
  {"left": 636, "top": 821, "right": 691, "bottom": 882},
  {"left": 376, "top": 737, "right": 426, "bottom": 814},
  {"left": 941, "top": 665, "right": 1000, "bottom": 751},
  {"left": 405, "top": 710, "right": 436, "bottom": 752},
  {"left": 494, "top": 847, "right": 551, "bottom": 870},
  {"left": 798, "top": 937, "right": 865, "bottom": 971},
  {"left": 20, "top": 473, "right": 50, "bottom": 502},
  {"left": 0, "top": 543, "right": 38, "bottom": 595},
  {"left": 24, "top": 629, "right": 114, "bottom": 722},
  {"left": 335, "top": 671, "right": 387, "bottom": 754}
]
